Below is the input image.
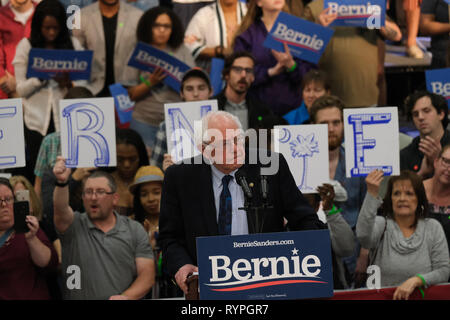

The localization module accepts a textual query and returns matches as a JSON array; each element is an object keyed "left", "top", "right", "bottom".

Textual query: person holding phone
[{"left": 0, "top": 177, "right": 59, "bottom": 300}]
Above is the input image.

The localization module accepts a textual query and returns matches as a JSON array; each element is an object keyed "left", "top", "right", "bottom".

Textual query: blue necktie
[{"left": 218, "top": 175, "right": 233, "bottom": 235}]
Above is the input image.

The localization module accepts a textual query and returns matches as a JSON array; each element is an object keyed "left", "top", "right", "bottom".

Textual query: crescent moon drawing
[{"left": 278, "top": 128, "right": 291, "bottom": 144}]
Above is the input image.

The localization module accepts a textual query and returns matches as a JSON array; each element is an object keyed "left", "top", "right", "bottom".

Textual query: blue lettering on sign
[
  {"left": 0, "top": 107, "right": 17, "bottom": 167},
  {"left": 348, "top": 113, "right": 392, "bottom": 176},
  {"left": 62, "top": 102, "right": 109, "bottom": 167},
  {"left": 168, "top": 106, "right": 212, "bottom": 161}
]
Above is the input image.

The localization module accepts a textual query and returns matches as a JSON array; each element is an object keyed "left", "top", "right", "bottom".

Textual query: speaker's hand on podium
[{"left": 175, "top": 264, "right": 198, "bottom": 295}]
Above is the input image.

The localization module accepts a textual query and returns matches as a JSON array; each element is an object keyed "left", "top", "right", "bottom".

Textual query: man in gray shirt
[{"left": 53, "top": 156, "right": 154, "bottom": 300}]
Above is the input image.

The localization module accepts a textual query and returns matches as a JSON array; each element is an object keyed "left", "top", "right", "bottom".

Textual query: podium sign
[{"left": 196, "top": 229, "right": 333, "bottom": 300}]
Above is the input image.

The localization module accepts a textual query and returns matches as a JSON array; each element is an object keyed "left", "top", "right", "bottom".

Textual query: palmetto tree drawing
[{"left": 289, "top": 133, "right": 319, "bottom": 190}]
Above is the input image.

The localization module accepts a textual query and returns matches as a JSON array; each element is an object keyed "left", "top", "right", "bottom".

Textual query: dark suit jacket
[{"left": 158, "top": 149, "right": 325, "bottom": 277}]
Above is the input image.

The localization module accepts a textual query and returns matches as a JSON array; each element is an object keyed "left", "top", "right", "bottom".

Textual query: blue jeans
[{"left": 129, "top": 118, "right": 159, "bottom": 150}]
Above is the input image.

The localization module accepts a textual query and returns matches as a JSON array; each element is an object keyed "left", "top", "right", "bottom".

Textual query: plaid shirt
[
  {"left": 150, "top": 121, "right": 167, "bottom": 170},
  {"left": 34, "top": 132, "right": 61, "bottom": 178}
]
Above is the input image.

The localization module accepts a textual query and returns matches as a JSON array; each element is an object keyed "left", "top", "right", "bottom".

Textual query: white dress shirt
[{"left": 210, "top": 164, "right": 248, "bottom": 235}]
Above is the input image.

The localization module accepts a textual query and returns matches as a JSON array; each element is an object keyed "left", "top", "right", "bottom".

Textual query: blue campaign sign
[
  {"left": 197, "top": 229, "right": 333, "bottom": 300},
  {"left": 263, "top": 12, "right": 334, "bottom": 64},
  {"left": 109, "top": 83, "right": 135, "bottom": 124},
  {"left": 127, "top": 42, "right": 191, "bottom": 92},
  {"left": 210, "top": 58, "right": 225, "bottom": 96},
  {"left": 324, "top": 0, "right": 385, "bottom": 27},
  {"left": 26, "top": 48, "right": 93, "bottom": 80},
  {"left": 425, "top": 68, "right": 450, "bottom": 110}
]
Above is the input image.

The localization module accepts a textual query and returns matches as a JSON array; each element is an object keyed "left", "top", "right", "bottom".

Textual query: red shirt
[
  {"left": 0, "top": 228, "right": 59, "bottom": 300},
  {"left": 0, "top": 2, "right": 34, "bottom": 98}
]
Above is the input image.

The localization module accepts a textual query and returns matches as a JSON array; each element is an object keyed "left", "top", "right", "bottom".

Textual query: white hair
[{"left": 194, "top": 110, "right": 243, "bottom": 147}]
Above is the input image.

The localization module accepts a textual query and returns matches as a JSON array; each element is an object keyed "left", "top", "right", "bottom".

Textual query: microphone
[
  {"left": 235, "top": 169, "right": 253, "bottom": 199},
  {"left": 260, "top": 174, "right": 268, "bottom": 200}
]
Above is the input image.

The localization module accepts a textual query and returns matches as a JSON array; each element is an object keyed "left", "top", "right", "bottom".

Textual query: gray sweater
[{"left": 356, "top": 193, "right": 450, "bottom": 287}]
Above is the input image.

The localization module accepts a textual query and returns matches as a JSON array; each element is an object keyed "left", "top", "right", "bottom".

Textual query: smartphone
[{"left": 13, "top": 190, "right": 30, "bottom": 233}]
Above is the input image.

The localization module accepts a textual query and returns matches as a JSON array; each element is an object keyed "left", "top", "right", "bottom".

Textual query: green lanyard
[{"left": 0, "top": 228, "right": 13, "bottom": 248}]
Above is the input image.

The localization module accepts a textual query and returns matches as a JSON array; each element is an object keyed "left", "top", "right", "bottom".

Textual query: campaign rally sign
[
  {"left": 425, "top": 68, "right": 450, "bottom": 110},
  {"left": 210, "top": 58, "right": 225, "bottom": 96},
  {"left": 324, "top": 0, "right": 385, "bottom": 28},
  {"left": 197, "top": 229, "right": 333, "bottom": 300},
  {"left": 109, "top": 83, "right": 135, "bottom": 125},
  {"left": 263, "top": 12, "right": 334, "bottom": 64},
  {"left": 26, "top": 48, "right": 93, "bottom": 80},
  {"left": 0, "top": 99, "right": 25, "bottom": 169},
  {"left": 274, "top": 124, "right": 329, "bottom": 194},
  {"left": 165, "top": 100, "right": 218, "bottom": 162},
  {"left": 128, "top": 42, "right": 191, "bottom": 92},
  {"left": 343, "top": 107, "right": 400, "bottom": 177},
  {"left": 60, "top": 98, "right": 116, "bottom": 168}
]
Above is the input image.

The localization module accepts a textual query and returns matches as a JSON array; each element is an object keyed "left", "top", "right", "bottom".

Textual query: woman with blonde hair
[{"left": 10, "top": 175, "right": 42, "bottom": 221}]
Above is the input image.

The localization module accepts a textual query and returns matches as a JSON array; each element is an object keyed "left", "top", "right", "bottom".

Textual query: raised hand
[
  {"left": 365, "top": 169, "right": 384, "bottom": 198},
  {"left": 53, "top": 156, "right": 72, "bottom": 184}
]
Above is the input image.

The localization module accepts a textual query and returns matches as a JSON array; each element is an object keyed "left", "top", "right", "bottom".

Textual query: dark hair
[
  {"left": 301, "top": 69, "right": 331, "bottom": 91},
  {"left": 83, "top": 170, "right": 117, "bottom": 193},
  {"left": 29, "top": 0, "right": 74, "bottom": 49},
  {"left": 438, "top": 143, "right": 450, "bottom": 158},
  {"left": 115, "top": 128, "right": 149, "bottom": 168},
  {"left": 136, "top": 7, "right": 184, "bottom": 49},
  {"left": 404, "top": 90, "right": 448, "bottom": 129},
  {"left": 309, "top": 95, "right": 345, "bottom": 123},
  {"left": 131, "top": 182, "right": 163, "bottom": 224},
  {"left": 222, "top": 51, "right": 256, "bottom": 79},
  {"left": 131, "top": 185, "right": 146, "bottom": 224},
  {"left": 64, "top": 87, "right": 94, "bottom": 99},
  {"left": 382, "top": 170, "right": 428, "bottom": 227},
  {"left": 0, "top": 177, "right": 14, "bottom": 196}
]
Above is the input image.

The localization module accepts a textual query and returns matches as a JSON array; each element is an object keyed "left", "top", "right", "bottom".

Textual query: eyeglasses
[
  {"left": 440, "top": 156, "right": 450, "bottom": 168},
  {"left": 82, "top": 189, "right": 114, "bottom": 198},
  {"left": 204, "top": 134, "right": 245, "bottom": 150},
  {"left": 152, "top": 23, "right": 172, "bottom": 30},
  {"left": 0, "top": 196, "right": 14, "bottom": 206},
  {"left": 230, "top": 66, "right": 254, "bottom": 75}
]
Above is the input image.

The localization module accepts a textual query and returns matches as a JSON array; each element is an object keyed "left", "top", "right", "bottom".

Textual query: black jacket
[{"left": 158, "top": 149, "right": 325, "bottom": 277}]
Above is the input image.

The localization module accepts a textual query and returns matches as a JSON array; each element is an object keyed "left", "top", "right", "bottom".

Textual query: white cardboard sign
[
  {"left": 164, "top": 99, "right": 218, "bottom": 162},
  {"left": 274, "top": 124, "right": 329, "bottom": 193},
  {"left": 0, "top": 98, "right": 25, "bottom": 169},
  {"left": 60, "top": 98, "right": 116, "bottom": 168},
  {"left": 343, "top": 107, "right": 400, "bottom": 177}
]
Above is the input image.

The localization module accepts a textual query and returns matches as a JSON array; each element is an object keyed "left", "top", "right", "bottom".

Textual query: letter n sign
[
  {"left": 343, "top": 107, "right": 400, "bottom": 177},
  {"left": 60, "top": 98, "right": 117, "bottom": 168},
  {"left": 0, "top": 99, "right": 25, "bottom": 169}
]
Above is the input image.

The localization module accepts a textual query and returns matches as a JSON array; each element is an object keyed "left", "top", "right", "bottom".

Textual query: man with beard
[
  {"left": 72, "top": 0, "right": 143, "bottom": 97},
  {"left": 53, "top": 160, "right": 155, "bottom": 299},
  {"left": 214, "top": 51, "right": 274, "bottom": 131},
  {"left": 309, "top": 95, "right": 367, "bottom": 288}
]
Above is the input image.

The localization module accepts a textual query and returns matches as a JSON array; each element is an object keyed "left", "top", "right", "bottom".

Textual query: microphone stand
[{"left": 238, "top": 175, "right": 273, "bottom": 234}]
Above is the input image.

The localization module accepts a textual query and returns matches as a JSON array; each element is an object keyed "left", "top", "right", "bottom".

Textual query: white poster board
[
  {"left": 343, "top": 107, "right": 400, "bottom": 178},
  {"left": 274, "top": 124, "right": 329, "bottom": 194},
  {"left": 0, "top": 98, "right": 25, "bottom": 169},
  {"left": 60, "top": 98, "right": 116, "bottom": 168},
  {"left": 165, "top": 99, "right": 218, "bottom": 162}
]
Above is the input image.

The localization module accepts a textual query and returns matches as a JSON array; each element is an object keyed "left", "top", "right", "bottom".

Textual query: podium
[
  {"left": 186, "top": 274, "right": 199, "bottom": 300},
  {"left": 193, "top": 229, "right": 333, "bottom": 300}
]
